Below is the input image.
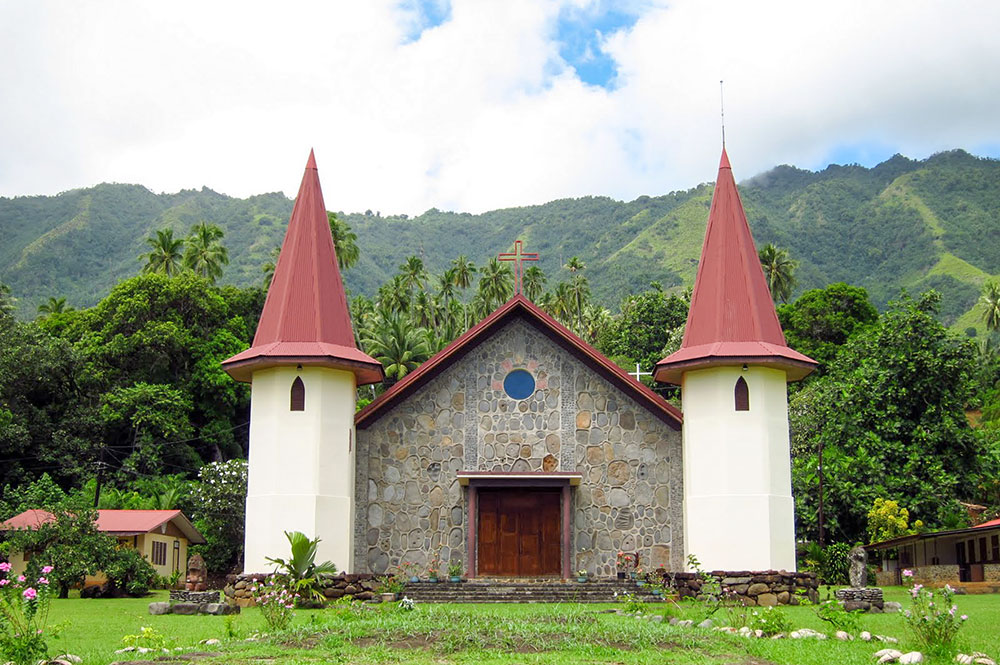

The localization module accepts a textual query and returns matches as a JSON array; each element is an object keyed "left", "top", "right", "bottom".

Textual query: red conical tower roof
[
  {"left": 222, "top": 150, "right": 383, "bottom": 384},
  {"left": 654, "top": 148, "right": 815, "bottom": 384}
]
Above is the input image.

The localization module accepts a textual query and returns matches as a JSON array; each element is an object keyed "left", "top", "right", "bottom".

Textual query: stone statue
[
  {"left": 848, "top": 546, "right": 868, "bottom": 588},
  {"left": 185, "top": 553, "right": 207, "bottom": 591}
]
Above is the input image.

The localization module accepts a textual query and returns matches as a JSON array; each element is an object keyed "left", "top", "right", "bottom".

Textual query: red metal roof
[
  {"left": 975, "top": 518, "right": 1000, "bottom": 529},
  {"left": 222, "top": 150, "right": 383, "bottom": 385},
  {"left": 356, "top": 294, "right": 682, "bottom": 430},
  {"left": 0, "top": 509, "right": 205, "bottom": 543},
  {"left": 655, "top": 149, "right": 816, "bottom": 384}
]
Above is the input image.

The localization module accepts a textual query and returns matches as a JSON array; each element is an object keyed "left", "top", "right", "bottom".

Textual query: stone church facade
[{"left": 355, "top": 306, "right": 684, "bottom": 577}]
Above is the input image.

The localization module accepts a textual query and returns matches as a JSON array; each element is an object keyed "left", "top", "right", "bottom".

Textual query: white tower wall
[
  {"left": 244, "top": 365, "right": 357, "bottom": 573},
  {"left": 680, "top": 365, "right": 796, "bottom": 571}
]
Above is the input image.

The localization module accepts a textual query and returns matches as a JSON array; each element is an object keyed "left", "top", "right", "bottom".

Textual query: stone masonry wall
[
  {"left": 665, "top": 570, "right": 818, "bottom": 606},
  {"left": 224, "top": 573, "right": 378, "bottom": 607},
  {"left": 355, "top": 318, "right": 684, "bottom": 576}
]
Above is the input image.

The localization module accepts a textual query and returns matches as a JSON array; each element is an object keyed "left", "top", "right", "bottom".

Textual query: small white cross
[{"left": 630, "top": 363, "right": 652, "bottom": 382}]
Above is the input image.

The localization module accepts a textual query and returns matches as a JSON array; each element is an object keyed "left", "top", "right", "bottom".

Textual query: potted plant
[
  {"left": 427, "top": 551, "right": 441, "bottom": 583},
  {"left": 635, "top": 566, "right": 646, "bottom": 587},
  {"left": 400, "top": 561, "right": 420, "bottom": 583},
  {"left": 448, "top": 561, "right": 464, "bottom": 582},
  {"left": 376, "top": 574, "right": 405, "bottom": 603},
  {"left": 576, "top": 569, "right": 588, "bottom": 583},
  {"left": 615, "top": 551, "right": 634, "bottom": 580}
]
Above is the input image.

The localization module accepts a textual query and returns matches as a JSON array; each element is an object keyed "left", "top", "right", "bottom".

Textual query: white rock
[
  {"left": 875, "top": 649, "right": 903, "bottom": 659},
  {"left": 956, "top": 656, "right": 974, "bottom": 665},
  {"left": 697, "top": 619, "right": 714, "bottom": 629},
  {"left": 55, "top": 656, "right": 82, "bottom": 663},
  {"left": 677, "top": 620, "right": 694, "bottom": 628},
  {"left": 878, "top": 653, "right": 902, "bottom": 664},
  {"left": 203, "top": 639, "right": 221, "bottom": 646},
  {"left": 973, "top": 659, "right": 996, "bottom": 665},
  {"left": 754, "top": 629, "right": 764, "bottom": 638},
  {"left": 738, "top": 626, "right": 752, "bottom": 637},
  {"left": 113, "top": 648, "right": 134, "bottom": 654},
  {"left": 861, "top": 631, "right": 873, "bottom": 641},
  {"left": 899, "top": 652, "right": 923, "bottom": 664},
  {"left": 876, "top": 635, "right": 900, "bottom": 644},
  {"left": 771, "top": 633, "right": 786, "bottom": 639},
  {"left": 836, "top": 631, "right": 853, "bottom": 641},
  {"left": 136, "top": 647, "right": 150, "bottom": 654}
]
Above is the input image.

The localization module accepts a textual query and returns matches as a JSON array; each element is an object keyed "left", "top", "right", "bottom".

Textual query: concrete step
[{"left": 398, "top": 578, "right": 668, "bottom": 603}]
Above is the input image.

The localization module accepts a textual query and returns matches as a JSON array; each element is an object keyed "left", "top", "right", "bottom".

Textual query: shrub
[
  {"left": 103, "top": 547, "right": 157, "bottom": 596},
  {"left": 0, "top": 562, "right": 55, "bottom": 665},
  {"left": 190, "top": 460, "right": 247, "bottom": 573},
  {"left": 251, "top": 576, "right": 295, "bottom": 632},
  {"left": 265, "top": 531, "right": 337, "bottom": 604},
  {"left": 818, "top": 543, "right": 852, "bottom": 585},
  {"left": 747, "top": 606, "right": 792, "bottom": 636},
  {"left": 902, "top": 573, "right": 967, "bottom": 657}
]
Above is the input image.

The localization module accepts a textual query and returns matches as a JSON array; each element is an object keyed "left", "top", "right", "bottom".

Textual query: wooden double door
[{"left": 477, "top": 489, "right": 561, "bottom": 576}]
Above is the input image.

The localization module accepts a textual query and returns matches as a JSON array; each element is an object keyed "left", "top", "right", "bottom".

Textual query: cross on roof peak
[{"left": 498, "top": 240, "right": 539, "bottom": 295}]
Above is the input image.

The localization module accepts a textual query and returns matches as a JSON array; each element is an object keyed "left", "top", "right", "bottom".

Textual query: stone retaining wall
[
  {"left": 659, "top": 570, "right": 818, "bottom": 606},
  {"left": 224, "top": 573, "right": 378, "bottom": 607},
  {"left": 909, "top": 564, "right": 959, "bottom": 584},
  {"left": 169, "top": 590, "right": 221, "bottom": 604}
]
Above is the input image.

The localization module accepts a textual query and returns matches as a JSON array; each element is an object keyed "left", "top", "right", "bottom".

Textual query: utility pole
[
  {"left": 93, "top": 446, "right": 106, "bottom": 508},
  {"left": 817, "top": 439, "right": 825, "bottom": 547}
]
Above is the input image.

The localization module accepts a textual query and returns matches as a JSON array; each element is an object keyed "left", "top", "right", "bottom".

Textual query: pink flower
[
  {"left": 22, "top": 588, "right": 37, "bottom": 600},
  {"left": 41, "top": 566, "right": 53, "bottom": 574},
  {"left": 37, "top": 577, "right": 48, "bottom": 585},
  {"left": 961, "top": 615, "right": 968, "bottom": 621},
  {"left": 17, "top": 575, "right": 25, "bottom": 583},
  {"left": 0, "top": 562, "right": 11, "bottom": 572},
  {"left": 902, "top": 569, "right": 913, "bottom": 578},
  {"left": 0, "top": 579, "right": 9, "bottom": 586}
]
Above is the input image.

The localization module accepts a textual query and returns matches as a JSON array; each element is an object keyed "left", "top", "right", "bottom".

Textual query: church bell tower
[
  {"left": 654, "top": 148, "right": 816, "bottom": 572},
  {"left": 222, "top": 151, "right": 384, "bottom": 573}
]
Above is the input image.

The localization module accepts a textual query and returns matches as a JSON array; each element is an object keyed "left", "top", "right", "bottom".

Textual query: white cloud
[{"left": 0, "top": 0, "right": 997, "bottom": 214}]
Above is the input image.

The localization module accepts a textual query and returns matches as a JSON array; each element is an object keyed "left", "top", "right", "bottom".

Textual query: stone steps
[{"left": 398, "top": 578, "right": 667, "bottom": 603}]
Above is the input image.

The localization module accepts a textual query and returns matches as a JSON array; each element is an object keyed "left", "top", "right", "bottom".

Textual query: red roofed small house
[{"left": 0, "top": 509, "right": 205, "bottom": 583}]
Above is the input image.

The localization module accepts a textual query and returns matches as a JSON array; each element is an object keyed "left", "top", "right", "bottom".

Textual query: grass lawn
[{"left": 37, "top": 586, "right": 1000, "bottom": 665}]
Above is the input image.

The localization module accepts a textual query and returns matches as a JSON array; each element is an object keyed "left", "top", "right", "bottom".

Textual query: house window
[
  {"left": 980, "top": 537, "right": 988, "bottom": 563},
  {"left": 290, "top": 376, "right": 305, "bottom": 411},
  {"left": 734, "top": 376, "right": 749, "bottom": 411},
  {"left": 152, "top": 541, "right": 167, "bottom": 566}
]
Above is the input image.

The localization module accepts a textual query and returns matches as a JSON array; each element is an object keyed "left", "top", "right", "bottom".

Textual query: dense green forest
[{"left": 2, "top": 150, "right": 999, "bottom": 330}]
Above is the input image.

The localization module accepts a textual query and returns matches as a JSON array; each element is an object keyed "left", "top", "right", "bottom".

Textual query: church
[{"left": 221, "top": 148, "right": 816, "bottom": 578}]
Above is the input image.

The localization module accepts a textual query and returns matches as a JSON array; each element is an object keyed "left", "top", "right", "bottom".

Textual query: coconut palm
[
  {"left": 437, "top": 269, "right": 458, "bottom": 305},
  {"left": 565, "top": 256, "right": 585, "bottom": 274},
  {"left": 183, "top": 222, "right": 229, "bottom": 283},
  {"left": 451, "top": 256, "right": 477, "bottom": 290},
  {"left": 141, "top": 228, "right": 184, "bottom": 276},
  {"left": 37, "top": 297, "right": 70, "bottom": 315},
  {"left": 328, "top": 213, "right": 359, "bottom": 270},
  {"left": 567, "top": 273, "right": 591, "bottom": 334},
  {"left": 399, "top": 256, "right": 428, "bottom": 293},
  {"left": 477, "top": 258, "right": 513, "bottom": 310},
  {"left": 522, "top": 266, "right": 546, "bottom": 302},
  {"left": 362, "top": 313, "right": 431, "bottom": 385},
  {"left": 980, "top": 281, "right": 1000, "bottom": 332},
  {"left": 412, "top": 290, "right": 437, "bottom": 329},
  {"left": 758, "top": 243, "right": 797, "bottom": 303}
]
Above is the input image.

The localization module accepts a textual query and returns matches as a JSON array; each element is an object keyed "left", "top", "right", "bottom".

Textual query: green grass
[{"left": 35, "top": 586, "right": 1000, "bottom": 665}]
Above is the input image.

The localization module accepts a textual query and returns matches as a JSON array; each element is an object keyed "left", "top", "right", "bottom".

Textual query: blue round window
[{"left": 503, "top": 369, "right": 536, "bottom": 400}]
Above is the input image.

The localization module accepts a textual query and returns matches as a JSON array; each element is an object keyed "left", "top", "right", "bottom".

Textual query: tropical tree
[
  {"left": 777, "top": 282, "right": 878, "bottom": 371},
  {"left": 261, "top": 246, "right": 281, "bottom": 288},
  {"left": 183, "top": 222, "right": 229, "bottom": 283},
  {"left": 477, "top": 258, "right": 513, "bottom": 310},
  {"left": 437, "top": 270, "right": 458, "bottom": 305},
  {"left": 362, "top": 313, "right": 431, "bottom": 385},
  {"left": 758, "top": 243, "right": 797, "bottom": 303},
  {"left": 37, "top": 297, "right": 70, "bottom": 315},
  {"left": 328, "top": 212, "right": 359, "bottom": 270},
  {"left": 140, "top": 228, "right": 184, "bottom": 277},
  {"left": 980, "top": 280, "right": 1000, "bottom": 332},
  {"left": 399, "top": 256, "right": 428, "bottom": 293},
  {"left": 265, "top": 530, "right": 338, "bottom": 601},
  {"left": 568, "top": 273, "right": 591, "bottom": 334},
  {"left": 565, "top": 256, "right": 585, "bottom": 274},
  {"left": 522, "top": 266, "right": 546, "bottom": 302},
  {"left": 451, "top": 256, "right": 476, "bottom": 290}
]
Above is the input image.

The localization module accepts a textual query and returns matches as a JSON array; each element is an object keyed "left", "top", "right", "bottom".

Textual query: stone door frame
[{"left": 458, "top": 471, "right": 582, "bottom": 579}]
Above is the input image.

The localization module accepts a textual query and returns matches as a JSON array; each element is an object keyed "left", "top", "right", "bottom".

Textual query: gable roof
[
  {"left": 222, "top": 150, "right": 383, "bottom": 385},
  {"left": 0, "top": 509, "right": 206, "bottom": 544},
  {"left": 356, "top": 294, "right": 682, "bottom": 430},
  {"left": 655, "top": 149, "right": 816, "bottom": 384}
]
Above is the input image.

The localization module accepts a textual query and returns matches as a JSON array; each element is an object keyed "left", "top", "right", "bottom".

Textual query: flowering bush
[
  {"left": 901, "top": 570, "right": 967, "bottom": 657},
  {"left": 190, "top": 459, "right": 247, "bottom": 572},
  {"left": 616, "top": 551, "right": 635, "bottom": 572},
  {"left": 250, "top": 576, "right": 296, "bottom": 632},
  {"left": 426, "top": 551, "right": 442, "bottom": 579},
  {"left": 0, "top": 563, "right": 55, "bottom": 665},
  {"left": 747, "top": 606, "right": 792, "bottom": 636}
]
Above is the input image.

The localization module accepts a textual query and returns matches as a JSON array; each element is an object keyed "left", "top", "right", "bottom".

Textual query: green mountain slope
[{"left": 1, "top": 149, "right": 998, "bottom": 329}]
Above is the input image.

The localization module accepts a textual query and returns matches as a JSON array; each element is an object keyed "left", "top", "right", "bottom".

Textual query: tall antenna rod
[{"left": 720, "top": 80, "right": 726, "bottom": 147}]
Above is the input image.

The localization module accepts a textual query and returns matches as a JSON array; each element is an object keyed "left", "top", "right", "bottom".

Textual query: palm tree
[
  {"left": 328, "top": 212, "right": 359, "bottom": 270},
  {"left": 412, "top": 291, "right": 437, "bottom": 329},
  {"left": 477, "top": 258, "right": 513, "bottom": 310},
  {"left": 361, "top": 313, "right": 431, "bottom": 385},
  {"left": 37, "top": 297, "right": 70, "bottom": 315},
  {"left": 437, "top": 270, "right": 458, "bottom": 305},
  {"left": 758, "top": 243, "right": 797, "bottom": 303},
  {"left": 261, "top": 246, "right": 281, "bottom": 288},
  {"left": 451, "top": 256, "right": 476, "bottom": 290},
  {"left": 522, "top": 266, "right": 546, "bottom": 302},
  {"left": 565, "top": 256, "right": 585, "bottom": 274},
  {"left": 183, "top": 222, "right": 229, "bottom": 283},
  {"left": 567, "top": 273, "right": 591, "bottom": 334},
  {"left": 379, "top": 275, "right": 412, "bottom": 313},
  {"left": 980, "top": 281, "right": 1000, "bottom": 332},
  {"left": 399, "top": 256, "right": 428, "bottom": 293},
  {"left": 141, "top": 228, "right": 184, "bottom": 276}
]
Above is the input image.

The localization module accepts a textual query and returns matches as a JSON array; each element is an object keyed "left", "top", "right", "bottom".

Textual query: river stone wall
[
  {"left": 224, "top": 573, "right": 378, "bottom": 607},
  {"left": 355, "top": 318, "right": 684, "bottom": 576}
]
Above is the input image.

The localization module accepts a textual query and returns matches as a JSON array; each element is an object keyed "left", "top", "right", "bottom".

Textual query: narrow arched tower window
[
  {"left": 734, "top": 376, "right": 749, "bottom": 411},
  {"left": 290, "top": 376, "right": 305, "bottom": 411}
]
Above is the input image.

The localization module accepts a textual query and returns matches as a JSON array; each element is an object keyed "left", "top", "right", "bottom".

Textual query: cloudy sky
[{"left": 1, "top": 0, "right": 997, "bottom": 214}]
